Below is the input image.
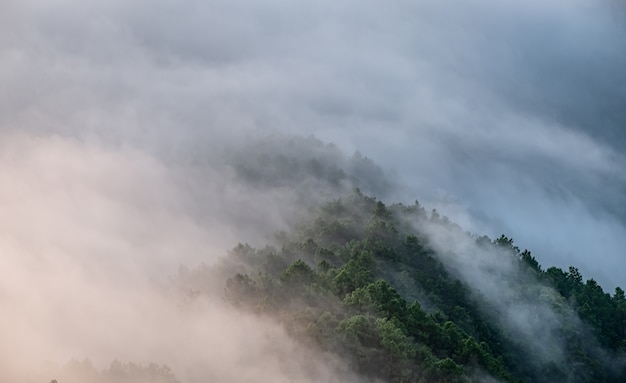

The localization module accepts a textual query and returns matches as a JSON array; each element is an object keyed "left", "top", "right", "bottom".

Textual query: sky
[
  {"left": 1, "top": 0, "right": 626, "bottom": 378},
  {"left": 2, "top": 0, "right": 625, "bottom": 281}
]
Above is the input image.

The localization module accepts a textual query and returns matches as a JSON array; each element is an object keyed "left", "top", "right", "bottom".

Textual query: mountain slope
[{"left": 178, "top": 190, "right": 626, "bottom": 383}]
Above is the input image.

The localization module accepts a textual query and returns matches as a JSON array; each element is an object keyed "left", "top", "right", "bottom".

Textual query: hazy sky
[
  {"left": 2, "top": 1, "right": 625, "bottom": 285},
  {"left": 2, "top": 1, "right": 626, "bottom": 380}
]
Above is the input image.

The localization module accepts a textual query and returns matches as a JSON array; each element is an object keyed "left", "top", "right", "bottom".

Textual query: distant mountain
[
  {"left": 171, "top": 134, "right": 399, "bottom": 246},
  {"left": 47, "top": 360, "right": 180, "bottom": 383},
  {"left": 225, "top": 134, "right": 395, "bottom": 201}
]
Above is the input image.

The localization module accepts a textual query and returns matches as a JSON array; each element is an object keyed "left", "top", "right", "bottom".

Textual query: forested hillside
[
  {"left": 7, "top": 1, "right": 626, "bottom": 382},
  {"left": 38, "top": 135, "right": 626, "bottom": 383},
  {"left": 176, "top": 190, "right": 626, "bottom": 383}
]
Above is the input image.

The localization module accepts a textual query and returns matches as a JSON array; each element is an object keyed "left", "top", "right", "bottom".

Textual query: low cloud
[
  {"left": 0, "top": 133, "right": 374, "bottom": 382},
  {"left": 414, "top": 213, "right": 616, "bottom": 379},
  {"left": 1, "top": 0, "right": 625, "bottom": 380}
]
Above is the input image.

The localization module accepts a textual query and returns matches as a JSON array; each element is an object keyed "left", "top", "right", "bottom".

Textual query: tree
[
  {"left": 567, "top": 266, "right": 583, "bottom": 286},
  {"left": 521, "top": 249, "right": 541, "bottom": 272}
]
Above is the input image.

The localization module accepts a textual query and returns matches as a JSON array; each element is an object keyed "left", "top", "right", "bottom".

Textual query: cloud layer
[
  {"left": 3, "top": 0, "right": 624, "bottom": 287},
  {"left": 0, "top": 133, "right": 373, "bottom": 382},
  {"left": 1, "top": 0, "right": 625, "bottom": 379}
]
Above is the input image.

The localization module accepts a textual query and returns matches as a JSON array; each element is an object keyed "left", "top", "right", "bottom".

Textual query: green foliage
[
  {"left": 201, "top": 190, "right": 625, "bottom": 383},
  {"left": 521, "top": 249, "right": 541, "bottom": 272}
]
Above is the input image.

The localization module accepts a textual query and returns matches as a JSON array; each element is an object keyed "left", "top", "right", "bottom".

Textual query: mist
[
  {"left": 4, "top": 0, "right": 625, "bottom": 286},
  {"left": 0, "top": 133, "right": 382, "bottom": 382},
  {"left": 414, "top": 214, "right": 615, "bottom": 380},
  {"left": 2, "top": 0, "right": 625, "bottom": 381}
]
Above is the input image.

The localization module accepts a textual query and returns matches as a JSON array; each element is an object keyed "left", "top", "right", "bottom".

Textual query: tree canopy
[{"left": 197, "top": 190, "right": 626, "bottom": 383}]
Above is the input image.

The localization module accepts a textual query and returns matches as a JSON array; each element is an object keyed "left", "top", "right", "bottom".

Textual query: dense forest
[
  {"left": 41, "top": 136, "right": 626, "bottom": 383},
  {"left": 174, "top": 189, "right": 626, "bottom": 383}
]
